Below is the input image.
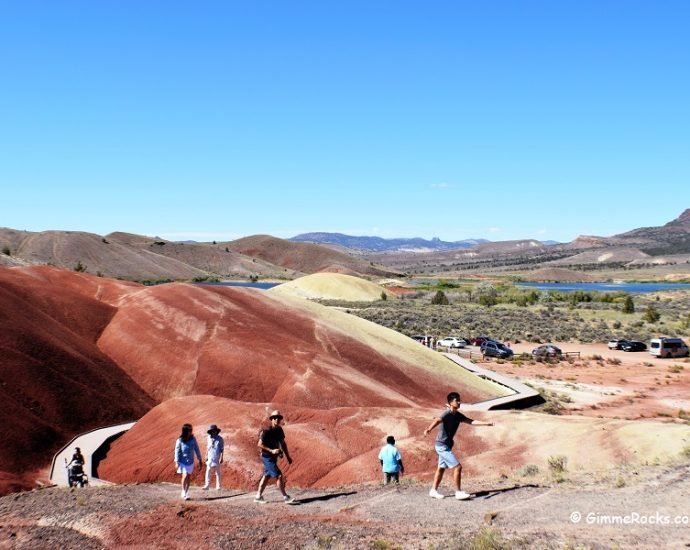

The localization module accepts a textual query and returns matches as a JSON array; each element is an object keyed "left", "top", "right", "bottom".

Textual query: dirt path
[{"left": 2, "top": 462, "right": 688, "bottom": 549}]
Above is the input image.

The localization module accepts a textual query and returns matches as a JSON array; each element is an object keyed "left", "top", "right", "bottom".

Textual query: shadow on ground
[
  {"left": 473, "top": 483, "right": 543, "bottom": 500},
  {"left": 293, "top": 491, "right": 358, "bottom": 504}
]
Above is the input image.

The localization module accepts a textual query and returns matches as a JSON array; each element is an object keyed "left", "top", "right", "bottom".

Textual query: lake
[
  {"left": 194, "top": 281, "right": 281, "bottom": 290},
  {"left": 516, "top": 282, "right": 690, "bottom": 294}
]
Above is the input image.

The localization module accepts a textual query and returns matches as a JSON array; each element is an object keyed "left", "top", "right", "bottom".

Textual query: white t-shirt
[{"left": 206, "top": 434, "right": 224, "bottom": 464}]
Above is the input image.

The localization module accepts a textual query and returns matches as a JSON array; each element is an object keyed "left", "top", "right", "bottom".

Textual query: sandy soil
[{"left": 475, "top": 342, "right": 690, "bottom": 421}]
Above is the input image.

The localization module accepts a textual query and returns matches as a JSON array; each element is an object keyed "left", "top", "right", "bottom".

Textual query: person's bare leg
[
  {"left": 182, "top": 472, "right": 191, "bottom": 494},
  {"left": 432, "top": 467, "right": 445, "bottom": 490},
  {"left": 277, "top": 475, "right": 288, "bottom": 496},
  {"left": 256, "top": 475, "right": 269, "bottom": 497},
  {"left": 453, "top": 465, "right": 463, "bottom": 491}
]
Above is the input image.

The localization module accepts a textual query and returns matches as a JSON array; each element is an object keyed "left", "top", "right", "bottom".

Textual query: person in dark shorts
[
  {"left": 423, "top": 391, "right": 493, "bottom": 500},
  {"left": 255, "top": 410, "right": 295, "bottom": 504}
]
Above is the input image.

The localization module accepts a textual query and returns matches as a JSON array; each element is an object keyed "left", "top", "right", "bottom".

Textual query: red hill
[
  {"left": 0, "top": 266, "right": 502, "bottom": 494},
  {"left": 97, "top": 282, "right": 496, "bottom": 407},
  {"left": 0, "top": 267, "right": 154, "bottom": 494}
]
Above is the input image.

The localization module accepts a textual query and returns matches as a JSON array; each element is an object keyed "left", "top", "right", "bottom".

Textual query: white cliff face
[{"left": 597, "top": 252, "right": 613, "bottom": 262}]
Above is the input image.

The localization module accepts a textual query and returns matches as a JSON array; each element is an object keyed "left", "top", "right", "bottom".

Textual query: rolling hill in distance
[
  {"left": 290, "top": 232, "right": 490, "bottom": 253},
  {"left": 1, "top": 209, "right": 689, "bottom": 282}
]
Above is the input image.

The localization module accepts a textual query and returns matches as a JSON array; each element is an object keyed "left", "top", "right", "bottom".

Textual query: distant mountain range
[
  {"left": 291, "top": 210, "right": 690, "bottom": 256},
  {"left": 1, "top": 209, "right": 688, "bottom": 281},
  {"left": 290, "top": 232, "right": 490, "bottom": 252}
]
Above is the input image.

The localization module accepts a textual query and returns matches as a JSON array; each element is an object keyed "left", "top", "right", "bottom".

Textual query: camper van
[{"left": 649, "top": 337, "right": 689, "bottom": 358}]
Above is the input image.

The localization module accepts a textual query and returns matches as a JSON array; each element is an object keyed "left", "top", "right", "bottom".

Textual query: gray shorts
[{"left": 435, "top": 443, "right": 460, "bottom": 469}]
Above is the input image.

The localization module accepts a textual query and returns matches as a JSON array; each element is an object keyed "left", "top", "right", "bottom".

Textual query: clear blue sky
[{"left": 1, "top": 1, "right": 688, "bottom": 243}]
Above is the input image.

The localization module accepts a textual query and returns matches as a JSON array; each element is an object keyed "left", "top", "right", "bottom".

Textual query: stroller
[{"left": 66, "top": 459, "right": 88, "bottom": 487}]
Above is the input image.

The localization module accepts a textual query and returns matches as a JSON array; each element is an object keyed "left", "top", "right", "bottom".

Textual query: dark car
[
  {"left": 480, "top": 341, "right": 514, "bottom": 359},
  {"left": 472, "top": 336, "right": 495, "bottom": 347},
  {"left": 532, "top": 344, "right": 563, "bottom": 358},
  {"left": 621, "top": 340, "right": 647, "bottom": 352},
  {"left": 607, "top": 339, "right": 630, "bottom": 350}
]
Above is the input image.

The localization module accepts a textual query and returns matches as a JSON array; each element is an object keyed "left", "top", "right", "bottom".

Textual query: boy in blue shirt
[{"left": 378, "top": 435, "right": 404, "bottom": 484}]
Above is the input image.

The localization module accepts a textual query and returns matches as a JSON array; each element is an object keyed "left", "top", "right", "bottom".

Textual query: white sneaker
[
  {"left": 455, "top": 490, "right": 471, "bottom": 500},
  {"left": 254, "top": 495, "right": 266, "bottom": 504},
  {"left": 180, "top": 490, "right": 186, "bottom": 499},
  {"left": 183, "top": 493, "right": 190, "bottom": 500},
  {"left": 429, "top": 489, "right": 445, "bottom": 499},
  {"left": 283, "top": 495, "right": 296, "bottom": 504},
  {"left": 215, "top": 486, "right": 221, "bottom": 491},
  {"left": 201, "top": 485, "right": 209, "bottom": 491}
]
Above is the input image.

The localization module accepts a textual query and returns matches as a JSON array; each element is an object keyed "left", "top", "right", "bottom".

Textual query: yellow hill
[{"left": 269, "top": 272, "right": 390, "bottom": 302}]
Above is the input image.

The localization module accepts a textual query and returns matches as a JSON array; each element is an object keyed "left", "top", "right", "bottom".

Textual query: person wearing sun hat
[
  {"left": 254, "top": 410, "right": 295, "bottom": 504},
  {"left": 202, "top": 424, "right": 224, "bottom": 491}
]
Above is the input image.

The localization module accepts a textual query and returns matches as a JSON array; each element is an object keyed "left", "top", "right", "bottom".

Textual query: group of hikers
[{"left": 173, "top": 392, "right": 493, "bottom": 502}]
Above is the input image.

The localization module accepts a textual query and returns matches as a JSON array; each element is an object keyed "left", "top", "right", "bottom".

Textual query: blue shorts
[
  {"left": 435, "top": 443, "right": 461, "bottom": 469},
  {"left": 261, "top": 456, "right": 282, "bottom": 478}
]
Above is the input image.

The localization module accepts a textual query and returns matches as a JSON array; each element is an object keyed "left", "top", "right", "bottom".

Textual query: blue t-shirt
[{"left": 378, "top": 444, "right": 402, "bottom": 473}]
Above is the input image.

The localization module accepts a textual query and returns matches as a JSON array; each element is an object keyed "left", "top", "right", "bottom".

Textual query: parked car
[
  {"left": 436, "top": 337, "right": 467, "bottom": 349},
  {"left": 472, "top": 336, "right": 494, "bottom": 347},
  {"left": 607, "top": 339, "right": 630, "bottom": 350},
  {"left": 621, "top": 341, "right": 647, "bottom": 352},
  {"left": 649, "top": 337, "right": 689, "bottom": 358},
  {"left": 532, "top": 344, "right": 562, "bottom": 358},
  {"left": 480, "top": 341, "right": 514, "bottom": 359}
]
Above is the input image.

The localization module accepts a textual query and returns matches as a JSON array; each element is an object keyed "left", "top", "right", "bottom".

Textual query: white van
[{"left": 649, "top": 337, "right": 689, "bottom": 358}]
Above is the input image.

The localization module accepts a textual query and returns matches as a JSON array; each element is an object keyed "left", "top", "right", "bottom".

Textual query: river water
[
  {"left": 194, "top": 281, "right": 281, "bottom": 290},
  {"left": 516, "top": 282, "right": 690, "bottom": 294}
]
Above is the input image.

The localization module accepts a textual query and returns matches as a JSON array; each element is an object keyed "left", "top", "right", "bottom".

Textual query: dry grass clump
[
  {"left": 518, "top": 464, "right": 540, "bottom": 477},
  {"left": 528, "top": 386, "right": 572, "bottom": 415},
  {"left": 440, "top": 526, "right": 525, "bottom": 550},
  {"left": 547, "top": 454, "right": 568, "bottom": 483}
]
